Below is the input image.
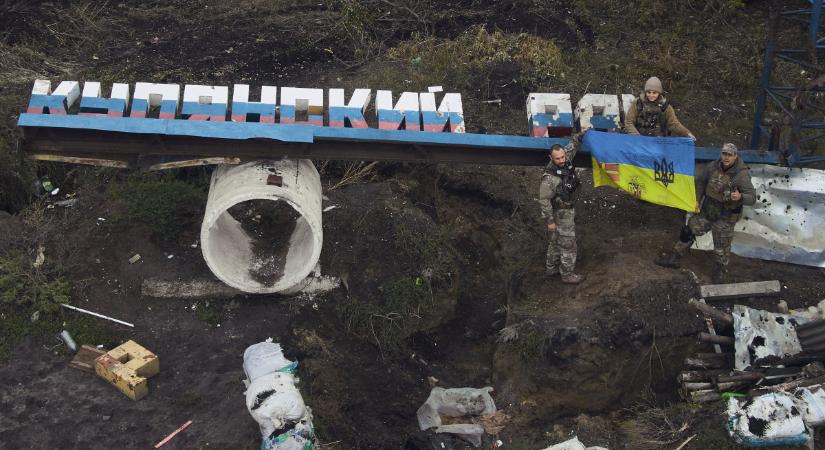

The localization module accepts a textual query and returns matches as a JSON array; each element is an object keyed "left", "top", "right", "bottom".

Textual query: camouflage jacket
[
  {"left": 624, "top": 94, "right": 692, "bottom": 137},
  {"left": 696, "top": 157, "right": 756, "bottom": 210},
  {"left": 538, "top": 139, "right": 579, "bottom": 224}
]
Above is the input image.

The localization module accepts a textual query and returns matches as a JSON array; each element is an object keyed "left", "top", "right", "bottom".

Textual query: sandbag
[{"left": 244, "top": 338, "right": 297, "bottom": 382}]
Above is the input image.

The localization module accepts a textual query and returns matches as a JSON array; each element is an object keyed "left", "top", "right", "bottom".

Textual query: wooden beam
[
  {"left": 27, "top": 153, "right": 129, "bottom": 168},
  {"left": 698, "top": 332, "right": 734, "bottom": 345},
  {"left": 147, "top": 157, "right": 241, "bottom": 171},
  {"left": 689, "top": 298, "right": 733, "bottom": 324},
  {"left": 699, "top": 280, "right": 781, "bottom": 300}
]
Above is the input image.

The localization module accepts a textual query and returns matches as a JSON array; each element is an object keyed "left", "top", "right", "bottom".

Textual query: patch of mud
[{"left": 228, "top": 199, "right": 300, "bottom": 286}]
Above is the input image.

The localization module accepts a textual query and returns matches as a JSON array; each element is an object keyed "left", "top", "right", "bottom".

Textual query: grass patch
[
  {"left": 193, "top": 300, "right": 222, "bottom": 327},
  {"left": 0, "top": 303, "right": 121, "bottom": 361},
  {"left": 0, "top": 253, "right": 119, "bottom": 360},
  {"left": 0, "top": 253, "right": 72, "bottom": 314},
  {"left": 394, "top": 222, "right": 463, "bottom": 284},
  {"left": 368, "top": 26, "right": 564, "bottom": 97},
  {"left": 338, "top": 276, "right": 437, "bottom": 357},
  {"left": 108, "top": 172, "right": 206, "bottom": 244}
]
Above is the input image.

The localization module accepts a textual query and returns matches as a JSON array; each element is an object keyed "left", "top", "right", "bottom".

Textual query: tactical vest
[
  {"left": 706, "top": 164, "right": 735, "bottom": 202},
  {"left": 635, "top": 97, "right": 669, "bottom": 137},
  {"left": 548, "top": 162, "right": 580, "bottom": 209},
  {"left": 703, "top": 163, "right": 743, "bottom": 219}
]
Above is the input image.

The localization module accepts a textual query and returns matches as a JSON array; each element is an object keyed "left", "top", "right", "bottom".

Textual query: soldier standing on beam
[{"left": 539, "top": 133, "right": 585, "bottom": 284}]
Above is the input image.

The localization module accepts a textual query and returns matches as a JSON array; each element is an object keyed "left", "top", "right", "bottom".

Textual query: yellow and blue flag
[{"left": 584, "top": 131, "right": 697, "bottom": 212}]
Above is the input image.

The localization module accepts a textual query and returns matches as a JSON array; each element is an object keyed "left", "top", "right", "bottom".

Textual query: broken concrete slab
[
  {"left": 700, "top": 280, "right": 781, "bottom": 300},
  {"left": 141, "top": 278, "right": 242, "bottom": 299}
]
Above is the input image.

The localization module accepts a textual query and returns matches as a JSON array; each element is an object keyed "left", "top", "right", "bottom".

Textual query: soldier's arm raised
[{"left": 664, "top": 105, "right": 694, "bottom": 138}]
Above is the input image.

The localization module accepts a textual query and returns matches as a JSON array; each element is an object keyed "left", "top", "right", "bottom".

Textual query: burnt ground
[
  {"left": 1, "top": 163, "right": 825, "bottom": 450},
  {"left": 2, "top": 1, "right": 825, "bottom": 449}
]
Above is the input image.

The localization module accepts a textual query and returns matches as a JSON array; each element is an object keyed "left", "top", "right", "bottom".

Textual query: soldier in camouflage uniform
[
  {"left": 539, "top": 137, "right": 585, "bottom": 284},
  {"left": 656, "top": 143, "right": 755, "bottom": 279}
]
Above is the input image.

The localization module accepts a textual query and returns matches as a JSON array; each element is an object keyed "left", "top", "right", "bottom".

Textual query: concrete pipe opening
[{"left": 201, "top": 159, "right": 323, "bottom": 293}]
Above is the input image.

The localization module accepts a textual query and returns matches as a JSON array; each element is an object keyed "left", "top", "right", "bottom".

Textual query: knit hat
[
  {"left": 721, "top": 143, "right": 738, "bottom": 155},
  {"left": 644, "top": 77, "right": 663, "bottom": 94}
]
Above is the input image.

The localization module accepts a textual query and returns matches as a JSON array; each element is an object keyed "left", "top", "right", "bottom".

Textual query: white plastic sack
[
  {"left": 261, "top": 407, "right": 316, "bottom": 450},
  {"left": 246, "top": 372, "right": 306, "bottom": 438},
  {"left": 540, "top": 436, "right": 608, "bottom": 450},
  {"left": 727, "top": 393, "right": 810, "bottom": 446},
  {"left": 244, "top": 338, "right": 296, "bottom": 382},
  {"left": 417, "top": 387, "right": 496, "bottom": 430}
]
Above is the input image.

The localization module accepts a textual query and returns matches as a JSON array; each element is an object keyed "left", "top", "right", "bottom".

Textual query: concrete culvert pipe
[{"left": 201, "top": 159, "right": 322, "bottom": 293}]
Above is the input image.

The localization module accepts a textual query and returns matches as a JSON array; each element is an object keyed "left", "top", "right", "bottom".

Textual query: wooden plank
[
  {"left": 698, "top": 332, "right": 734, "bottom": 345},
  {"left": 69, "top": 345, "right": 106, "bottom": 373},
  {"left": 699, "top": 298, "right": 723, "bottom": 354},
  {"left": 147, "top": 157, "right": 241, "bottom": 171},
  {"left": 699, "top": 280, "right": 781, "bottom": 300},
  {"left": 28, "top": 153, "right": 129, "bottom": 168},
  {"left": 688, "top": 298, "right": 733, "bottom": 324}
]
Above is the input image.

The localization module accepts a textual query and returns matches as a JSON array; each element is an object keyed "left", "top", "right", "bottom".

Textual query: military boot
[
  {"left": 654, "top": 252, "right": 682, "bottom": 269},
  {"left": 561, "top": 273, "right": 585, "bottom": 284}
]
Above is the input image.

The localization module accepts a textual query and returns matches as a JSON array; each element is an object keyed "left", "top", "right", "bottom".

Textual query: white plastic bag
[
  {"left": 540, "top": 436, "right": 608, "bottom": 450},
  {"left": 246, "top": 372, "right": 306, "bottom": 438},
  {"left": 434, "top": 424, "right": 484, "bottom": 447},
  {"left": 244, "top": 338, "right": 296, "bottom": 383},
  {"left": 417, "top": 387, "right": 496, "bottom": 430}
]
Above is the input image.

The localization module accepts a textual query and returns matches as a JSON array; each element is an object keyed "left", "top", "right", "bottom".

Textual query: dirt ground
[
  {"left": 1, "top": 162, "right": 825, "bottom": 450},
  {"left": 3, "top": 1, "right": 825, "bottom": 449}
]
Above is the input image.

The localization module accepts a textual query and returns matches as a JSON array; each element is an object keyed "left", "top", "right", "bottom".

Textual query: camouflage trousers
[
  {"left": 546, "top": 208, "right": 577, "bottom": 275},
  {"left": 674, "top": 208, "right": 740, "bottom": 267}
]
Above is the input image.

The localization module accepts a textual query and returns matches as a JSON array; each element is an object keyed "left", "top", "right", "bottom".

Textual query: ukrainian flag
[{"left": 584, "top": 131, "right": 697, "bottom": 212}]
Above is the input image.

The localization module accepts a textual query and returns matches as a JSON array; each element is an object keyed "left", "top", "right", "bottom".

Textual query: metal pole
[
  {"left": 751, "top": 11, "right": 779, "bottom": 149},
  {"left": 811, "top": 1, "right": 823, "bottom": 50}
]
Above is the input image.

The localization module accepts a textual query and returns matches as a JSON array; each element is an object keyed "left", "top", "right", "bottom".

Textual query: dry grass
[
  {"left": 621, "top": 395, "right": 695, "bottom": 450},
  {"left": 325, "top": 161, "right": 379, "bottom": 191}
]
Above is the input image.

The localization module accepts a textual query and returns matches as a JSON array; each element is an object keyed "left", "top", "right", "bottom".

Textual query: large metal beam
[{"left": 18, "top": 113, "right": 782, "bottom": 168}]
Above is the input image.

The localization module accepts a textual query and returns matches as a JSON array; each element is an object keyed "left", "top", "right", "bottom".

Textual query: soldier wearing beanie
[
  {"left": 655, "top": 143, "right": 755, "bottom": 282},
  {"left": 625, "top": 76, "right": 696, "bottom": 140}
]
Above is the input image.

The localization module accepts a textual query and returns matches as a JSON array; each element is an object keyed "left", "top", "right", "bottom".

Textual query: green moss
[
  {"left": 193, "top": 300, "right": 222, "bottom": 327},
  {"left": 0, "top": 303, "right": 121, "bottom": 361},
  {"left": 0, "top": 253, "right": 72, "bottom": 314},
  {"left": 0, "top": 250, "right": 120, "bottom": 360},
  {"left": 506, "top": 328, "right": 548, "bottom": 364},
  {"left": 108, "top": 172, "right": 206, "bottom": 243}
]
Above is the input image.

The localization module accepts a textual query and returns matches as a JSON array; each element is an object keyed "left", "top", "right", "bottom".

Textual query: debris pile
[{"left": 676, "top": 281, "right": 825, "bottom": 446}]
